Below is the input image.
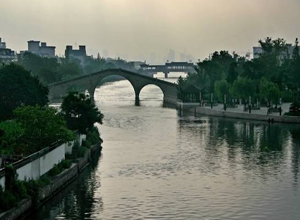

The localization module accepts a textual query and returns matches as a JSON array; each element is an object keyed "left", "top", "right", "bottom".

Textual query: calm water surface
[{"left": 30, "top": 75, "right": 300, "bottom": 220}]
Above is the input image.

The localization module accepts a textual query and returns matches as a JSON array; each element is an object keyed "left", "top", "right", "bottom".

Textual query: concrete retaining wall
[
  {"left": 0, "top": 134, "right": 86, "bottom": 190},
  {"left": 0, "top": 142, "right": 102, "bottom": 220},
  {"left": 193, "top": 107, "right": 300, "bottom": 124}
]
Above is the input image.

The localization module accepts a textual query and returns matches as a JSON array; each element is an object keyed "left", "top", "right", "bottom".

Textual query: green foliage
[
  {"left": 61, "top": 92, "right": 104, "bottom": 134},
  {"left": 48, "top": 159, "right": 72, "bottom": 177},
  {"left": 58, "top": 59, "right": 83, "bottom": 80},
  {"left": 0, "top": 188, "right": 18, "bottom": 212},
  {"left": 83, "top": 56, "right": 108, "bottom": 74},
  {"left": 0, "top": 63, "right": 49, "bottom": 121},
  {"left": 0, "top": 121, "right": 24, "bottom": 155},
  {"left": 86, "top": 127, "right": 101, "bottom": 145},
  {"left": 227, "top": 62, "right": 239, "bottom": 84},
  {"left": 231, "top": 77, "right": 256, "bottom": 100},
  {"left": 14, "top": 105, "right": 75, "bottom": 154},
  {"left": 0, "top": 166, "right": 28, "bottom": 212},
  {"left": 214, "top": 80, "right": 230, "bottom": 102},
  {"left": 66, "top": 142, "right": 86, "bottom": 160},
  {"left": 180, "top": 37, "right": 300, "bottom": 106},
  {"left": 259, "top": 78, "right": 281, "bottom": 104},
  {"left": 18, "top": 52, "right": 60, "bottom": 85}
]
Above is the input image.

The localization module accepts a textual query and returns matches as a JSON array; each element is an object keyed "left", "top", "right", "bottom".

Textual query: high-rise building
[
  {"left": 167, "top": 49, "right": 176, "bottom": 62},
  {"left": 0, "top": 37, "right": 16, "bottom": 63},
  {"left": 27, "top": 40, "right": 56, "bottom": 58},
  {"left": 65, "top": 45, "right": 87, "bottom": 65}
]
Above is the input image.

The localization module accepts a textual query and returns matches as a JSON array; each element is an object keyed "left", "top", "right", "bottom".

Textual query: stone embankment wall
[
  {"left": 193, "top": 107, "right": 300, "bottom": 124},
  {"left": 0, "top": 142, "right": 101, "bottom": 220},
  {"left": 0, "top": 134, "right": 86, "bottom": 191}
]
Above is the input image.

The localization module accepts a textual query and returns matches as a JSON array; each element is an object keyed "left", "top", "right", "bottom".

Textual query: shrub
[
  {"left": 49, "top": 159, "right": 72, "bottom": 177},
  {"left": 0, "top": 188, "right": 18, "bottom": 212}
]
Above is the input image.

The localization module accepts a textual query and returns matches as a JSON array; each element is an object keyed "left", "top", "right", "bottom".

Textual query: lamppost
[
  {"left": 200, "top": 92, "right": 202, "bottom": 106},
  {"left": 249, "top": 96, "right": 252, "bottom": 114},
  {"left": 224, "top": 94, "right": 227, "bottom": 111},
  {"left": 211, "top": 93, "right": 213, "bottom": 109}
]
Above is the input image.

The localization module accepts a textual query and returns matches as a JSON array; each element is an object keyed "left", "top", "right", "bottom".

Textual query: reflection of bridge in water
[
  {"left": 140, "top": 62, "right": 196, "bottom": 78},
  {"left": 49, "top": 68, "right": 178, "bottom": 106}
]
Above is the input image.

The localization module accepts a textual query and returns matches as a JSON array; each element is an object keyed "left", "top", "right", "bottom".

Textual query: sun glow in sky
[{"left": 1, "top": 0, "right": 300, "bottom": 62}]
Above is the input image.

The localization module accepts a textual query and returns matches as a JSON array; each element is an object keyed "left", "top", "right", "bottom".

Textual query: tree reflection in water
[
  {"left": 179, "top": 115, "right": 300, "bottom": 184},
  {"left": 27, "top": 150, "right": 103, "bottom": 220}
]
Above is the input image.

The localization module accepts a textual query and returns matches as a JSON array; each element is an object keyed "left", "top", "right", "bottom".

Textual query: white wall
[
  {"left": 78, "top": 134, "right": 86, "bottom": 146},
  {"left": 40, "top": 144, "right": 65, "bottom": 176},
  {"left": 65, "top": 141, "right": 74, "bottom": 155},
  {"left": 4, "top": 133, "right": 81, "bottom": 184},
  {"left": 15, "top": 143, "right": 66, "bottom": 181},
  {"left": 0, "top": 175, "right": 5, "bottom": 190}
]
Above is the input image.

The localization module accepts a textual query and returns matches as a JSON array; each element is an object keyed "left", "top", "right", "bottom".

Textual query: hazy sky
[{"left": 1, "top": 0, "right": 300, "bottom": 62}]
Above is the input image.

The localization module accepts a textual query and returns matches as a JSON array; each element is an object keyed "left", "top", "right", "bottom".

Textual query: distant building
[
  {"left": 27, "top": 40, "right": 56, "bottom": 58},
  {"left": 65, "top": 45, "right": 87, "bottom": 65},
  {"left": 0, "top": 37, "right": 16, "bottom": 63},
  {"left": 180, "top": 53, "right": 186, "bottom": 62},
  {"left": 128, "top": 61, "right": 145, "bottom": 70},
  {"left": 253, "top": 43, "right": 299, "bottom": 60},
  {"left": 167, "top": 49, "right": 176, "bottom": 62}
]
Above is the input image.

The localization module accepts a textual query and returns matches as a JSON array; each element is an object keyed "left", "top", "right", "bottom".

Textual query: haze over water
[{"left": 28, "top": 77, "right": 300, "bottom": 220}]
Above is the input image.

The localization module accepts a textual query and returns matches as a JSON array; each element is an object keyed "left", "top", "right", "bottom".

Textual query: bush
[
  {"left": 49, "top": 159, "right": 72, "bottom": 177},
  {"left": 282, "top": 90, "right": 293, "bottom": 103},
  {"left": 0, "top": 188, "right": 18, "bottom": 212},
  {"left": 61, "top": 159, "right": 72, "bottom": 169}
]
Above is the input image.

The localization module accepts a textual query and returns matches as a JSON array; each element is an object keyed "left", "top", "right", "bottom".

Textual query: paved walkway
[{"left": 203, "top": 103, "right": 291, "bottom": 116}]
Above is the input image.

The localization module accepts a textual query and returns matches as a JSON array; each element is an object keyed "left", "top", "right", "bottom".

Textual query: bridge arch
[
  {"left": 138, "top": 83, "right": 164, "bottom": 106},
  {"left": 88, "top": 73, "right": 140, "bottom": 102},
  {"left": 48, "top": 69, "right": 178, "bottom": 106}
]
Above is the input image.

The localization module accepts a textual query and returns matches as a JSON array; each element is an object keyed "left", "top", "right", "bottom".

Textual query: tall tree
[
  {"left": 0, "top": 63, "right": 48, "bottom": 121},
  {"left": 18, "top": 52, "right": 61, "bottom": 84},
  {"left": 61, "top": 92, "right": 104, "bottom": 134}
]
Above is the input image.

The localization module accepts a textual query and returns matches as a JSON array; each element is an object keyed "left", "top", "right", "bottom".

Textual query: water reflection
[
  {"left": 179, "top": 114, "right": 299, "bottom": 183},
  {"left": 28, "top": 151, "right": 102, "bottom": 220}
]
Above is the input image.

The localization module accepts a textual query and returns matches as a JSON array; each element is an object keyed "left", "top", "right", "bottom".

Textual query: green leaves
[
  {"left": 61, "top": 92, "right": 104, "bottom": 134},
  {"left": 259, "top": 78, "right": 281, "bottom": 104},
  {"left": 0, "top": 121, "right": 24, "bottom": 155},
  {"left": 0, "top": 63, "right": 49, "bottom": 121},
  {"left": 214, "top": 80, "right": 230, "bottom": 101},
  {"left": 13, "top": 105, "right": 75, "bottom": 154},
  {"left": 231, "top": 77, "right": 256, "bottom": 100}
]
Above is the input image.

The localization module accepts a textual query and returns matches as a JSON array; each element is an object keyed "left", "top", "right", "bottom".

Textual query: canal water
[{"left": 30, "top": 75, "right": 300, "bottom": 220}]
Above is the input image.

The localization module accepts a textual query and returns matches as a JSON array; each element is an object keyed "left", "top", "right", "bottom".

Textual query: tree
[
  {"left": 227, "top": 62, "right": 239, "bottom": 84},
  {"left": 18, "top": 52, "right": 61, "bottom": 84},
  {"left": 14, "top": 105, "right": 75, "bottom": 154},
  {"left": 57, "top": 59, "right": 83, "bottom": 80},
  {"left": 0, "top": 121, "right": 24, "bottom": 155},
  {"left": 0, "top": 63, "right": 49, "bottom": 121},
  {"left": 259, "top": 78, "right": 281, "bottom": 104},
  {"left": 61, "top": 92, "right": 104, "bottom": 134},
  {"left": 231, "top": 77, "right": 256, "bottom": 101},
  {"left": 290, "top": 38, "right": 300, "bottom": 101},
  {"left": 214, "top": 79, "right": 230, "bottom": 102}
]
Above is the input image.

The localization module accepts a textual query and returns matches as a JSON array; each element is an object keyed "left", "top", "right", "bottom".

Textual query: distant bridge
[
  {"left": 140, "top": 62, "right": 196, "bottom": 78},
  {"left": 48, "top": 69, "right": 178, "bottom": 105}
]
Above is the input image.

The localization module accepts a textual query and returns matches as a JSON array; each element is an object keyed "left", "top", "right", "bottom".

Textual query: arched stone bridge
[{"left": 48, "top": 68, "right": 178, "bottom": 105}]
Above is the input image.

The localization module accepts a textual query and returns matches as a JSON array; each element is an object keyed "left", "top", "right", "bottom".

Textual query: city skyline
[{"left": 1, "top": 0, "right": 300, "bottom": 62}]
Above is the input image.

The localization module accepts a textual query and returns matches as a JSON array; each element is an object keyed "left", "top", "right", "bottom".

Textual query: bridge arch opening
[
  {"left": 139, "top": 84, "right": 164, "bottom": 107},
  {"left": 93, "top": 75, "right": 136, "bottom": 107}
]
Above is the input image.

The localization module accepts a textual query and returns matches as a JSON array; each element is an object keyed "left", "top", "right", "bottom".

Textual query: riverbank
[
  {"left": 178, "top": 102, "right": 300, "bottom": 124},
  {"left": 189, "top": 104, "right": 300, "bottom": 124},
  {"left": 0, "top": 142, "right": 102, "bottom": 220}
]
